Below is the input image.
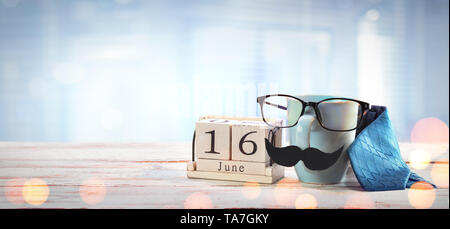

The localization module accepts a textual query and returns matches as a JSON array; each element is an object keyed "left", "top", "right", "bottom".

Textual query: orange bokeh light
[
  {"left": 344, "top": 192, "right": 375, "bottom": 209},
  {"left": 408, "top": 181, "right": 436, "bottom": 209},
  {"left": 4, "top": 178, "right": 26, "bottom": 205},
  {"left": 242, "top": 182, "right": 261, "bottom": 200},
  {"left": 22, "top": 178, "right": 50, "bottom": 206},
  {"left": 295, "top": 193, "right": 317, "bottom": 209},
  {"left": 411, "top": 117, "right": 449, "bottom": 144},
  {"left": 184, "top": 192, "right": 213, "bottom": 209},
  {"left": 79, "top": 177, "right": 107, "bottom": 205},
  {"left": 273, "top": 178, "right": 299, "bottom": 207},
  {"left": 409, "top": 149, "right": 431, "bottom": 170},
  {"left": 430, "top": 161, "right": 449, "bottom": 188}
]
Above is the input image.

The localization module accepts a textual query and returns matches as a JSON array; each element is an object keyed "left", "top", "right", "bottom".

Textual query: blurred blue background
[{"left": 0, "top": 0, "right": 448, "bottom": 142}]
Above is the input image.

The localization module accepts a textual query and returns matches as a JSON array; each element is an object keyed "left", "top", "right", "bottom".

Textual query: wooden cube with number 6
[
  {"left": 231, "top": 120, "right": 280, "bottom": 163},
  {"left": 195, "top": 119, "right": 236, "bottom": 160}
]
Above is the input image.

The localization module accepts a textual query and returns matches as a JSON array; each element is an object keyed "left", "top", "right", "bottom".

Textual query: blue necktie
[{"left": 347, "top": 106, "right": 436, "bottom": 191}]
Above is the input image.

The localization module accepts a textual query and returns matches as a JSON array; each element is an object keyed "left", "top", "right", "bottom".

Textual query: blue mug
[{"left": 288, "top": 95, "right": 357, "bottom": 184}]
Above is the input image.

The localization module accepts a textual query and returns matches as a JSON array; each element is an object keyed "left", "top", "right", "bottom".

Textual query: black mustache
[{"left": 265, "top": 138, "right": 344, "bottom": 170}]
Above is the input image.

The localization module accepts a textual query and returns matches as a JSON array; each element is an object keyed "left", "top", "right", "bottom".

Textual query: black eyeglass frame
[{"left": 257, "top": 94, "right": 370, "bottom": 132}]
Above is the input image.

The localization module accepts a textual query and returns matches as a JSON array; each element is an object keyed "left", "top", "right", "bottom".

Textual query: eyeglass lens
[
  {"left": 316, "top": 99, "right": 362, "bottom": 131},
  {"left": 261, "top": 95, "right": 303, "bottom": 127}
]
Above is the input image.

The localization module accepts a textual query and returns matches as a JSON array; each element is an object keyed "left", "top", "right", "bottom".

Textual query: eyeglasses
[{"left": 257, "top": 94, "right": 370, "bottom": 131}]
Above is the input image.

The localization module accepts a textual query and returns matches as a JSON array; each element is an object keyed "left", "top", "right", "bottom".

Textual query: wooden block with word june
[
  {"left": 231, "top": 120, "right": 282, "bottom": 163},
  {"left": 187, "top": 160, "right": 284, "bottom": 184},
  {"left": 195, "top": 118, "right": 237, "bottom": 160},
  {"left": 196, "top": 159, "right": 269, "bottom": 175},
  {"left": 187, "top": 166, "right": 284, "bottom": 184},
  {"left": 188, "top": 116, "right": 284, "bottom": 184}
]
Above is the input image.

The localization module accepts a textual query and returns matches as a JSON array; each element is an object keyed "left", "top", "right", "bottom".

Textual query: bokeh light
[
  {"left": 344, "top": 192, "right": 375, "bottom": 209},
  {"left": 273, "top": 178, "right": 299, "bottom": 207},
  {"left": 4, "top": 178, "right": 26, "bottom": 205},
  {"left": 408, "top": 181, "right": 436, "bottom": 209},
  {"left": 241, "top": 182, "right": 261, "bottom": 200},
  {"left": 295, "top": 193, "right": 317, "bottom": 209},
  {"left": 22, "top": 178, "right": 49, "bottom": 206},
  {"left": 430, "top": 160, "right": 449, "bottom": 188},
  {"left": 411, "top": 117, "right": 449, "bottom": 144},
  {"left": 184, "top": 192, "right": 213, "bottom": 209},
  {"left": 79, "top": 177, "right": 107, "bottom": 206},
  {"left": 366, "top": 9, "right": 380, "bottom": 21},
  {"left": 409, "top": 149, "right": 431, "bottom": 170}
]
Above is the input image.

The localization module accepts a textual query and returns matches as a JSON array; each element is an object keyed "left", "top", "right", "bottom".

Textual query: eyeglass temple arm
[
  {"left": 263, "top": 101, "right": 288, "bottom": 110},
  {"left": 192, "top": 130, "right": 196, "bottom": 161},
  {"left": 268, "top": 127, "right": 280, "bottom": 166}
]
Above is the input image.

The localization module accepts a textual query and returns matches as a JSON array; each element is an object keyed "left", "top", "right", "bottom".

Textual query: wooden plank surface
[{"left": 0, "top": 142, "right": 448, "bottom": 209}]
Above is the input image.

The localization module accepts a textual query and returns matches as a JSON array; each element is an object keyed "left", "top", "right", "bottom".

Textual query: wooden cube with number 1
[{"left": 195, "top": 119, "right": 236, "bottom": 160}]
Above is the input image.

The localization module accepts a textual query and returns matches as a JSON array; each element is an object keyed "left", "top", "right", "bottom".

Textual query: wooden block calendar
[{"left": 187, "top": 116, "right": 284, "bottom": 184}]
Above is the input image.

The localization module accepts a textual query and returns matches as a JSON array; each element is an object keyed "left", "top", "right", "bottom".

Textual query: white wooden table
[{"left": 0, "top": 142, "right": 448, "bottom": 209}]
